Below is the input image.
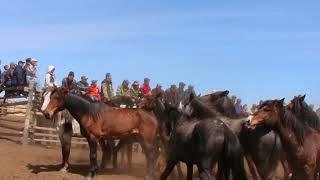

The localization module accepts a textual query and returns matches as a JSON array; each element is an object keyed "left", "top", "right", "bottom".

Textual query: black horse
[
  {"left": 149, "top": 93, "right": 247, "bottom": 180},
  {"left": 200, "top": 90, "right": 290, "bottom": 180}
]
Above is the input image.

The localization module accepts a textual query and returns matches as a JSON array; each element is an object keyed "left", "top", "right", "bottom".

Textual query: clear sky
[{"left": 0, "top": 0, "right": 319, "bottom": 107}]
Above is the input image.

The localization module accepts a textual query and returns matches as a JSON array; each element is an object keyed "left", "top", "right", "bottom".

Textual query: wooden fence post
[{"left": 22, "top": 86, "right": 33, "bottom": 145}]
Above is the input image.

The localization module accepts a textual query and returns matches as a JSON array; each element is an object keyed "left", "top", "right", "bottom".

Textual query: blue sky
[{"left": 0, "top": 0, "right": 319, "bottom": 107}]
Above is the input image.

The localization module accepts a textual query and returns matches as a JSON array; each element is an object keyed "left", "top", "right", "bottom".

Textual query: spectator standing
[
  {"left": 141, "top": 78, "right": 151, "bottom": 96},
  {"left": 87, "top": 80, "right": 101, "bottom": 102},
  {"left": 25, "top": 58, "right": 41, "bottom": 92},
  {"left": 13, "top": 61, "right": 26, "bottom": 87},
  {"left": 165, "top": 84, "right": 178, "bottom": 105},
  {"left": 2, "top": 65, "right": 9, "bottom": 86},
  {"left": 42, "top": 65, "right": 58, "bottom": 112},
  {"left": 235, "top": 99, "right": 244, "bottom": 114},
  {"left": 101, "top": 73, "right": 114, "bottom": 104},
  {"left": 61, "top": 71, "right": 77, "bottom": 93},
  {"left": 231, "top": 95, "right": 237, "bottom": 105},
  {"left": 77, "top": 75, "right": 89, "bottom": 96},
  {"left": 176, "top": 82, "right": 186, "bottom": 103}
]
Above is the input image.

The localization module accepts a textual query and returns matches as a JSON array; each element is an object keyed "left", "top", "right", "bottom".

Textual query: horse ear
[
  {"left": 279, "top": 98, "right": 285, "bottom": 104},
  {"left": 300, "top": 95, "right": 306, "bottom": 101},
  {"left": 223, "top": 90, "right": 229, "bottom": 96}
]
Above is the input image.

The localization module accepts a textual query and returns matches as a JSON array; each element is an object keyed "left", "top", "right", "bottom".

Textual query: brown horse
[
  {"left": 42, "top": 87, "right": 158, "bottom": 180},
  {"left": 249, "top": 98, "right": 320, "bottom": 180}
]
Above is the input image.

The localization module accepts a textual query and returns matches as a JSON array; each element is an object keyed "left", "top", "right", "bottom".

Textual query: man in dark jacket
[
  {"left": 62, "top": 71, "right": 77, "bottom": 93},
  {"left": 13, "top": 61, "right": 26, "bottom": 86}
]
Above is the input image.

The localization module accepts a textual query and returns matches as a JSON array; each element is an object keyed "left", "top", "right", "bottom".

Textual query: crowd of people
[
  {"left": 0, "top": 58, "right": 40, "bottom": 97},
  {"left": 2, "top": 58, "right": 320, "bottom": 118}
]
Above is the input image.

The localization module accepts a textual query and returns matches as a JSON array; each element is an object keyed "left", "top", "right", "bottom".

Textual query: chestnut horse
[
  {"left": 42, "top": 88, "right": 158, "bottom": 180},
  {"left": 249, "top": 98, "right": 320, "bottom": 180}
]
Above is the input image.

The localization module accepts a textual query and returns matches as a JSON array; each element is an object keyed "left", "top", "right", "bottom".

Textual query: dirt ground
[
  {"left": 0, "top": 137, "right": 288, "bottom": 180},
  {"left": 0, "top": 138, "right": 149, "bottom": 180}
]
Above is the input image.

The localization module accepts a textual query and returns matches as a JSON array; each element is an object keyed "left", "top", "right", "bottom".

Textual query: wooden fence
[{"left": 0, "top": 86, "right": 87, "bottom": 148}]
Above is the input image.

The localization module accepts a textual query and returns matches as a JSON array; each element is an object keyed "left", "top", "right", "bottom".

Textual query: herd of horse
[{"left": 41, "top": 87, "right": 320, "bottom": 180}]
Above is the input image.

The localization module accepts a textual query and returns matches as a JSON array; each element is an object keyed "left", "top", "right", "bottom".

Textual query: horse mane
[
  {"left": 282, "top": 108, "right": 309, "bottom": 144},
  {"left": 64, "top": 93, "right": 105, "bottom": 118},
  {"left": 293, "top": 100, "right": 320, "bottom": 129},
  {"left": 190, "top": 98, "right": 218, "bottom": 119},
  {"left": 201, "top": 94, "right": 239, "bottom": 118}
]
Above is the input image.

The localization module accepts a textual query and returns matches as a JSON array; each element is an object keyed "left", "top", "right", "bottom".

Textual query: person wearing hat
[
  {"left": 77, "top": 75, "right": 89, "bottom": 96},
  {"left": 62, "top": 71, "right": 77, "bottom": 93},
  {"left": 141, "top": 78, "right": 151, "bottom": 96},
  {"left": 129, "top": 80, "right": 143, "bottom": 103},
  {"left": 151, "top": 83, "right": 164, "bottom": 97},
  {"left": 87, "top": 80, "right": 101, "bottom": 102},
  {"left": 101, "top": 73, "right": 114, "bottom": 104},
  {"left": 26, "top": 58, "right": 41, "bottom": 92},
  {"left": 116, "top": 79, "right": 130, "bottom": 97},
  {"left": 41, "top": 65, "right": 58, "bottom": 112}
]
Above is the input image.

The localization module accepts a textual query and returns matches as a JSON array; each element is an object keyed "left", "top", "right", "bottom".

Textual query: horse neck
[
  {"left": 63, "top": 93, "right": 93, "bottom": 120},
  {"left": 275, "top": 111, "right": 306, "bottom": 154}
]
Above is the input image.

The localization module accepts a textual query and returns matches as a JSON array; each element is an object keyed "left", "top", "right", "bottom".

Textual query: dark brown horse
[
  {"left": 287, "top": 95, "right": 320, "bottom": 129},
  {"left": 200, "top": 91, "right": 290, "bottom": 180},
  {"left": 141, "top": 93, "right": 248, "bottom": 180},
  {"left": 42, "top": 88, "right": 158, "bottom": 180},
  {"left": 249, "top": 98, "right": 320, "bottom": 180}
]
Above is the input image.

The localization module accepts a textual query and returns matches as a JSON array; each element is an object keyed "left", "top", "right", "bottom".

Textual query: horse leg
[
  {"left": 139, "top": 138, "right": 157, "bottom": 180},
  {"left": 246, "top": 155, "right": 260, "bottom": 180},
  {"left": 197, "top": 160, "right": 212, "bottom": 180},
  {"left": 217, "top": 160, "right": 229, "bottom": 180},
  {"left": 99, "top": 139, "right": 109, "bottom": 171},
  {"left": 113, "top": 139, "right": 127, "bottom": 169},
  {"left": 187, "top": 163, "right": 194, "bottom": 180},
  {"left": 126, "top": 140, "right": 133, "bottom": 170},
  {"left": 58, "top": 122, "right": 72, "bottom": 172},
  {"left": 281, "top": 157, "right": 291, "bottom": 180},
  {"left": 176, "top": 162, "right": 184, "bottom": 179},
  {"left": 161, "top": 160, "right": 178, "bottom": 180},
  {"left": 86, "top": 138, "right": 99, "bottom": 180}
]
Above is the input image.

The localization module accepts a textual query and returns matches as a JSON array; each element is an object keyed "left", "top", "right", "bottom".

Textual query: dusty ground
[{"left": 0, "top": 138, "right": 149, "bottom": 180}]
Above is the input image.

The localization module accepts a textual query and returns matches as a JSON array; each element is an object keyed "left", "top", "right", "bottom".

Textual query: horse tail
[{"left": 223, "top": 127, "right": 248, "bottom": 180}]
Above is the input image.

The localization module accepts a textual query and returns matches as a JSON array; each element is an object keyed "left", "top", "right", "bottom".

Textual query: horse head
[
  {"left": 42, "top": 87, "right": 69, "bottom": 119},
  {"left": 287, "top": 95, "right": 307, "bottom": 116},
  {"left": 248, "top": 98, "right": 285, "bottom": 129}
]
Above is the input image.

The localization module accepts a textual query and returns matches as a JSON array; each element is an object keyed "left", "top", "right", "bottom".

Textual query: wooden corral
[{"left": 0, "top": 86, "right": 88, "bottom": 148}]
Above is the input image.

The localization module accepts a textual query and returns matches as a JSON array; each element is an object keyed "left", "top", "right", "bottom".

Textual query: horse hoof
[
  {"left": 86, "top": 171, "right": 96, "bottom": 180},
  {"left": 59, "top": 168, "right": 68, "bottom": 173}
]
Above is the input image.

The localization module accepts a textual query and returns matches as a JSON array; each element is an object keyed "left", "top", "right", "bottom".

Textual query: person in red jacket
[
  {"left": 141, "top": 78, "right": 151, "bottom": 96},
  {"left": 87, "top": 80, "right": 101, "bottom": 102}
]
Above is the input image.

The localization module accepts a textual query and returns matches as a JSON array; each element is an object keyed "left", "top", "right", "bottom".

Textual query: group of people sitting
[
  {"left": 44, "top": 65, "right": 196, "bottom": 108},
  {"left": 0, "top": 58, "right": 40, "bottom": 97}
]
